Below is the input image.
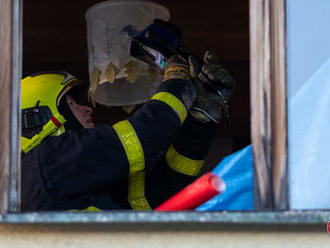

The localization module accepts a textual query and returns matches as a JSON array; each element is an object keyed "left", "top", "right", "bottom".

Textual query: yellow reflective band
[
  {"left": 113, "top": 120, "right": 145, "bottom": 174},
  {"left": 166, "top": 145, "right": 204, "bottom": 176},
  {"left": 128, "top": 171, "right": 152, "bottom": 210},
  {"left": 21, "top": 113, "right": 66, "bottom": 153},
  {"left": 112, "top": 120, "right": 151, "bottom": 210},
  {"left": 151, "top": 92, "right": 187, "bottom": 124},
  {"left": 68, "top": 206, "right": 102, "bottom": 212},
  {"left": 21, "top": 136, "right": 30, "bottom": 152},
  {"left": 83, "top": 206, "right": 102, "bottom": 211}
]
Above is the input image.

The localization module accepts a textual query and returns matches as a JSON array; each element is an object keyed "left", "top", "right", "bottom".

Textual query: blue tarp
[{"left": 197, "top": 145, "right": 253, "bottom": 211}]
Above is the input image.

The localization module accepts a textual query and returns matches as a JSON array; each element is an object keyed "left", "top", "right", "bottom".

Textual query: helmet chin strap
[
  {"left": 21, "top": 113, "right": 66, "bottom": 154},
  {"left": 21, "top": 94, "right": 83, "bottom": 154},
  {"left": 58, "top": 95, "right": 84, "bottom": 131}
]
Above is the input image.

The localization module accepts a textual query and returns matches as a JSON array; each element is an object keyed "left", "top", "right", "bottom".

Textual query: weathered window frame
[
  {"left": 0, "top": 0, "right": 329, "bottom": 224},
  {"left": 250, "top": 0, "right": 288, "bottom": 210},
  {"left": 0, "top": 0, "right": 22, "bottom": 214}
]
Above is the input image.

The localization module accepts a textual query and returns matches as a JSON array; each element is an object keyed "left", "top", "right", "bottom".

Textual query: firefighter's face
[{"left": 66, "top": 95, "right": 95, "bottom": 128}]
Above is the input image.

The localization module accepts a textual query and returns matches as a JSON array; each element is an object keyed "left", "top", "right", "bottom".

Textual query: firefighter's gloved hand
[
  {"left": 200, "top": 51, "right": 235, "bottom": 100},
  {"left": 159, "top": 55, "right": 197, "bottom": 113},
  {"left": 188, "top": 51, "right": 235, "bottom": 123},
  {"left": 163, "top": 55, "right": 190, "bottom": 81}
]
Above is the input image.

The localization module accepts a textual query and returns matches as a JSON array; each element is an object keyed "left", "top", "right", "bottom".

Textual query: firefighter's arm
[
  {"left": 143, "top": 113, "right": 217, "bottom": 209},
  {"left": 165, "top": 113, "right": 217, "bottom": 177},
  {"left": 112, "top": 56, "right": 197, "bottom": 174},
  {"left": 40, "top": 57, "right": 196, "bottom": 198}
]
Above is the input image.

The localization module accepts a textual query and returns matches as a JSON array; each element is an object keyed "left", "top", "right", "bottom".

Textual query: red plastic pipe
[{"left": 155, "top": 172, "right": 225, "bottom": 211}]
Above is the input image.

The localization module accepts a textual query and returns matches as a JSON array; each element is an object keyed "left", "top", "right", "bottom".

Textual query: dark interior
[{"left": 23, "top": 0, "right": 250, "bottom": 170}]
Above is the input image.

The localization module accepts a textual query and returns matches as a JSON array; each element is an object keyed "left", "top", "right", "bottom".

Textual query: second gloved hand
[{"left": 188, "top": 51, "right": 236, "bottom": 123}]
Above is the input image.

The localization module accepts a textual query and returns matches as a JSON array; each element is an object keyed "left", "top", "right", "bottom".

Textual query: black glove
[
  {"left": 163, "top": 55, "right": 190, "bottom": 81},
  {"left": 157, "top": 55, "right": 197, "bottom": 114},
  {"left": 188, "top": 51, "right": 235, "bottom": 123}
]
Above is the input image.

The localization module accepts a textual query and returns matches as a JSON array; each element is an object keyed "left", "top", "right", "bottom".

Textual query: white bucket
[{"left": 85, "top": 0, "right": 170, "bottom": 106}]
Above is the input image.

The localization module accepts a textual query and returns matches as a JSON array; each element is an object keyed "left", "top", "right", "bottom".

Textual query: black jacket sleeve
[
  {"left": 32, "top": 78, "right": 196, "bottom": 197},
  {"left": 144, "top": 114, "right": 217, "bottom": 208}
]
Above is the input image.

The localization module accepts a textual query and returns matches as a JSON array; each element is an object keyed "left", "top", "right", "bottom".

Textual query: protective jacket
[{"left": 21, "top": 79, "right": 216, "bottom": 211}]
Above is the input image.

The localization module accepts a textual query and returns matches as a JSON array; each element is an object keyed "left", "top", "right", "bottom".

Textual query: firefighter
[{"left": 21, "top": 52, "right": 235, "bottom": 211}]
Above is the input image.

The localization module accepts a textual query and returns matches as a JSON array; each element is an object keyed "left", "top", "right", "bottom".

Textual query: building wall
[{"left": 0, "top": 224, "right": 327, "bottom": 247}]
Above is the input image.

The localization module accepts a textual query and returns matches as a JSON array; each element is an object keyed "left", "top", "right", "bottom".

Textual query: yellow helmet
[{"left": 21, "top": 71, "right": 80, "bottom": 153}]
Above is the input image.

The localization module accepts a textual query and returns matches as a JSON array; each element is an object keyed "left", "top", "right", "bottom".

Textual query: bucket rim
[{"left": 85, "top": 0, "right": 170, "bottom": 20}]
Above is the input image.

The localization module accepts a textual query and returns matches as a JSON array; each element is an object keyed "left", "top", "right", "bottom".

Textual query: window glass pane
[{"left": 287, "top": 0, "right": 330, "bottom": 209}]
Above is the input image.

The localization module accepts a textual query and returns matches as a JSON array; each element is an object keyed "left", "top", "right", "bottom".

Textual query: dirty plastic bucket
[{"left": 85, "top": 0, "right": 170, "bottom": 106}]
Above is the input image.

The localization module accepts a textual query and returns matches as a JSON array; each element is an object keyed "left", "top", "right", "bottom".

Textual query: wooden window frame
[
  {"left": 0, "top": 0, "right": 22, "bottom": 214},
  {"left": 250, "top": 0, "right": 288, "bottom": 210},
  {"left": 0, "top": 0, "right": 329, "bottom": 224}
]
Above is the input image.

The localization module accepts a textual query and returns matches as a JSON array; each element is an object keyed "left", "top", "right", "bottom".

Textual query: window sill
[{"left": 0, "top": 210, "right": 329, "bottom": 224}]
